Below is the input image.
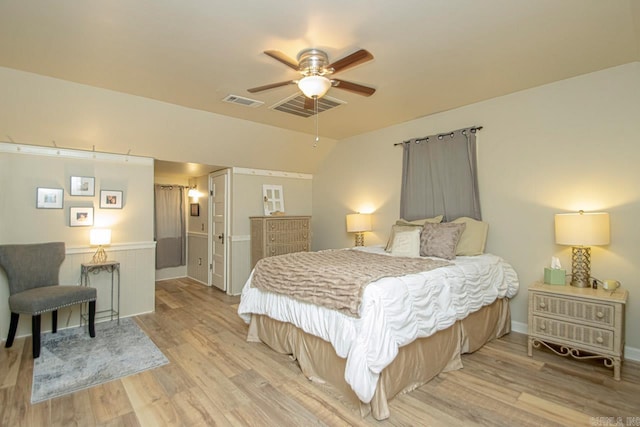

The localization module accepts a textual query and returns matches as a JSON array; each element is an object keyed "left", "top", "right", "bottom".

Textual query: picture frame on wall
[
  {"left": 190, "top": 203, "right": 200, "bottom": 216},
  {"left": 70, "top": 176, "right": 95, "bottom": 196},
  {"left": 69, "top": 207, "right": 94, "bottom": 227},
  {"left": 36, "top": 187, "right": 64, "bottom": 209},
  {"left": 100, "top": 190, "right": 123, "bottom": 209}
]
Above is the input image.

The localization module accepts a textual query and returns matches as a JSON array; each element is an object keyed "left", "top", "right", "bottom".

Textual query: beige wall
[
  {"left": 312, "top": 62, "right": 640, "bottom": 354},
  {"left": 0, "top": 66, "right": 337, "bottom": 173},
  {"left": 0, "top": 144, "right": 156, "bottom": 339}
]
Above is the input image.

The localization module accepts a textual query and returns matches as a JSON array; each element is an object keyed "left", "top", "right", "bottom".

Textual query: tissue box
[{"left": 544, "top": 268, "right": 566, "bottom": 285}]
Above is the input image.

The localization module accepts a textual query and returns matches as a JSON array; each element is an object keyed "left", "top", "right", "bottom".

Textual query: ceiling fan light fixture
[{"left": 298, "top": 75, "right": 332, "bottom": 98}]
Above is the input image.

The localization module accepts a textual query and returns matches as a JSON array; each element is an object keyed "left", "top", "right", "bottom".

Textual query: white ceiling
[{"left": 1, "top": 0, "right": 639, "bottom": 143}]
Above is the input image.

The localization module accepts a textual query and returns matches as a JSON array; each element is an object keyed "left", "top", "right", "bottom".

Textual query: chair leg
[
  {"left": 32, "top": 314, "right": 41, "bottom": 358},
  {"left": 88, "top": 301, "right": 96, "bottom": 338},
  {"left": 52, "top": 310, "right": 58, "bottom": 333},
  {"left": 5, "top": 312, "right": 19, "bottom": 348}
]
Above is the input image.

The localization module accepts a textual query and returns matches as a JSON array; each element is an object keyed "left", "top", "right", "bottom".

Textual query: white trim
[
  {"left": 511, "top": 320, "right": 527, "bottom": 335},
  {"left": 66, "top": 241, "right": 156, "bottom": 254},
  {"left": 187, "top": 232, "right": 208, "bottom": 238},
  {"left": 512, "top": 319, "right": 640, "bottom": 362},
  {"left": 0, "top": 142, "right": 153, "bottom": 166},
  {"left": 231, "top": 235, "right": 250, "bottom": 242},
  {"left": 232, "top": 166, "right": 312, "bottom": 180}
]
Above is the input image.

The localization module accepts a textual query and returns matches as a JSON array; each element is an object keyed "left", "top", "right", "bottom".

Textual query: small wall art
[
  {"left": 70, "top": 176, "right": 95, "bottom": 196},
  {"left": 190, "top": 203, "right": 200, "bottom": 216},
  {"left": 69, "top": 207, "right": 94, "bottom": 227},
  {"left": 36, "top": 187, "right": 64, "bottom": 209},
  {"left": 100, "top": 190, "right": 123, "bottom": 209}
]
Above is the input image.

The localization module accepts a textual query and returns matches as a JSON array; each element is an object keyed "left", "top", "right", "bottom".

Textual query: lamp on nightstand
[
  {"left": 555, "top": 210, "right": 610, "bottom": 288},
  {"left": 346, "top": 213, "right": 372, "bottom": 247}
]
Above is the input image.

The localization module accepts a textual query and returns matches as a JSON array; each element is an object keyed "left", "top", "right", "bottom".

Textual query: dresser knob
[
  {"left": 596, "top": 336, "right": 604, "bottom": 344},
  {"left": 596, "top": 311, "right": 604, "bottom": 319},
  {"left": 539, "top": 302, "right": 546, "bottom": 309},
  {"left": 540, "top": 323, "right": 546, "bottom": 331}
]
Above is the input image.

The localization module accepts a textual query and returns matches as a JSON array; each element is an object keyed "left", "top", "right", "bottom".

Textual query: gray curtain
[
  {"left": 154, "top": 185, "right": 186, "bottom": 269},
  {"left": 400, "top": 127, "right": 481, "bottom": 222}
]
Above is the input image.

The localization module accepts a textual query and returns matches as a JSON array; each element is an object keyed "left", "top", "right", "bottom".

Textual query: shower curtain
[{"left": 154, "top": 184, "right": 186, "bottom": 269}]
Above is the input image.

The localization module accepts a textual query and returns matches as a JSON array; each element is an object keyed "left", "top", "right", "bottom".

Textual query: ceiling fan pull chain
[{"left": 313, "top": 96, "right": 319, "bottom": 147}]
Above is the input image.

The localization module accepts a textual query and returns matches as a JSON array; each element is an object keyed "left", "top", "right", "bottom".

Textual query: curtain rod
[{"left": 394, "top": 126, "right": 483, "bottom": 146}]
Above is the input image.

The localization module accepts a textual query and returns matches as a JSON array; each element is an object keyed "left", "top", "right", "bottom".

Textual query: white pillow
[
  {"left": 390, "top": 228, "right": 421, "bottom": 257},
  {"left": 385, "top": 215, "right": 444, "bottom": 251},
  {"left": 451, "top": 217, "right": 489, "bottom": 256}
]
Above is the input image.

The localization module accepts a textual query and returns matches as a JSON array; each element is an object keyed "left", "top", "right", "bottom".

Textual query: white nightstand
[{"left": 528, "top": 282, "right": 628, "bottom": 380}]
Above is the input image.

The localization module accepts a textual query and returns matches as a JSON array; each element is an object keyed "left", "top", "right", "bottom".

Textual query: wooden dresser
[
  {"left": 250, "top": 216, "right": 311, "bottom": 269},
  {"left": 528, "top": 282, "right": 628, "bottom": 380}
]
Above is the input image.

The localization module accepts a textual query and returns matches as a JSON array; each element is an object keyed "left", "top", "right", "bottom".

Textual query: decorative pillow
[
  {"left": 390, "top": 228, "right": 421, "bottom": 257},
  {"left": 451, "top": 217, "right": 489, "bottom": 256},
  {"left": 420, "top": 222, "right": 466, "bottom": 260},
  {"left": 385, "top": 215, "right": 444, "bottom": 251}
]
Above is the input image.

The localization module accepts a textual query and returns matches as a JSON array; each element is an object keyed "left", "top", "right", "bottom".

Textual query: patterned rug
[{"left": 31, "top": 317, "right": 168, "bottom": 404}]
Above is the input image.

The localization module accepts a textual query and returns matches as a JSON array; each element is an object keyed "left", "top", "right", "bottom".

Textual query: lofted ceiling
[{"left": 0, "top": 1, "right": 639, "bottom": 142}]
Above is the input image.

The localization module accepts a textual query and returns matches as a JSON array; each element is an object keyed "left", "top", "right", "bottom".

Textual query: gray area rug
[{"left": 32, "top": 317, "right": 169, "bottom": 404}]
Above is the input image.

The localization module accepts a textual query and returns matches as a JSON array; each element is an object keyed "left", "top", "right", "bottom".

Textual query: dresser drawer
[
  {"left": 266, "top": 230, "right": 310, "bottom": 244},
  {"left": 531, "top": 293, "right": 615, "bottom": 327},
  {"left": 265, "top": 219, "right": 309, "bottom": 232},
  {"left": 531, "top": 315, "right": 614, "bottom": 352},
  {"left": 266, "top": 243, "right": 309, "bottom": 257}
]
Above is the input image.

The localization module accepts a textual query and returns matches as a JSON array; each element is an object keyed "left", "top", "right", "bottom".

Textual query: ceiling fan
[{"left": 247, "top": 48, "right": 376, "bottom": 109}]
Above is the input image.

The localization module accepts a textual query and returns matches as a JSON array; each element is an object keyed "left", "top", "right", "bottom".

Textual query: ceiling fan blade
[
  {"left": 304, "top": 97, "right": 315, "bottom": 110},
  {"left": 264, "top": 50, "right": 299, "bottom": 70},
  {"left": 328, "top": 49, "right": 374, "bottom": 74},
  {"left": 247, "top": 80, "right": 296, "bottom": 93},
  {"left": 332, "top": 79, "right": 376, "bottom": 96}
]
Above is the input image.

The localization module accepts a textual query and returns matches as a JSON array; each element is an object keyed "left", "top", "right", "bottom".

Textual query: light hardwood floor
[{"left": 1, "top": 277, "right": 639, "bottom": 426}]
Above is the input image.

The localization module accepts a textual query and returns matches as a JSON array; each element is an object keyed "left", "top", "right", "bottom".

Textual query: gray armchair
[{"left": 0, "top": 242, "right": 97, "bottom": 358}]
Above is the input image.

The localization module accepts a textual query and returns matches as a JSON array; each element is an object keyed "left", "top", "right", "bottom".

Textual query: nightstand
[{"left": 528, "top": 282, "right": 628, "bottom": 380}]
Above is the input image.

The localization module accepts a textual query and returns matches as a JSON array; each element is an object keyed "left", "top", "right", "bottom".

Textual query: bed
[{"left": 237, "top": 217, "right": 519, "bottom": 420}]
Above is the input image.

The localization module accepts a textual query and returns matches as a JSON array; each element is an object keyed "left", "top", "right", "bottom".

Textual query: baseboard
[{"left": 511, "top": 320, "right": 639, "bottom": 362}]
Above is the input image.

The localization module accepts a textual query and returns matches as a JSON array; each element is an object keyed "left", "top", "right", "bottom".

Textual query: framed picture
[
  {"left": 100, "top": 190, "right": 123, "bottom": 209},
  {"left": 190, "top": 203, "right": 200, "bottom": 216},
  {"left": 69, "top": 207, "right": 94, "bottom": 227},
  {"left": 70, "top": 176, "right": 95, "bottom": 196},
  {"left": 36, "top": 187, "right": 64, "bottom": 209}
]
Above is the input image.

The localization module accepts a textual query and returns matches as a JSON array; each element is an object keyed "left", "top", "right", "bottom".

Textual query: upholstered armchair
[{"left": 0, "top": 242, "right": 97, "bottom": 358}]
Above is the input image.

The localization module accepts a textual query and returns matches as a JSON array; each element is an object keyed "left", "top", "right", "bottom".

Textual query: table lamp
[
  {"left": 346, "top": 213, "right": 372, "bottom": 247},
  {"left": 90, "top": 228, "right": 112, "bottom": 264},
  {"left": 554, "top": 210, "right": 610, "bottom": 287}
]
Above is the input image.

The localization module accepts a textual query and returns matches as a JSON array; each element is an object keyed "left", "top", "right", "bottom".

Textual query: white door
[{"left": 209, "top": 170, "right": 229, "bottom": 291}]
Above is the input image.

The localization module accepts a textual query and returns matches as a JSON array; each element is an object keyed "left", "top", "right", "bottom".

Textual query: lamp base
[
  {"left": 354, "top": 232, "right": 365, "bottom": 247},
  {"left": 92, "top": 246, "right": 108, "bottom": 264},
  {"left": 570, "top": 246, "right": 591, "bottom": 288}
]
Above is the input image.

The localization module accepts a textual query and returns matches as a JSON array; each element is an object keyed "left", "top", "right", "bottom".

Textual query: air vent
[
  {"left": 222, "top": 94, "right": 264, "bottom": 108},
  {"left": 271, "top": 94, "right": 345, "bottom": 118}
]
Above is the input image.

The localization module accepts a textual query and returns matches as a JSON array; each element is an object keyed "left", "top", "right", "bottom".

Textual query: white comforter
[{"left": 237, "top": 246, "right": 519, "bottom": 403}]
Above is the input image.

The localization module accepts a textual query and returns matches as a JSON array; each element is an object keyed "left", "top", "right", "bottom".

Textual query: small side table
[
  {"left": 528, "top": 282, "right": 628, "bottom": 380},
  {"left": 81, "top": 260, "right": 120, "bottom": 323}
]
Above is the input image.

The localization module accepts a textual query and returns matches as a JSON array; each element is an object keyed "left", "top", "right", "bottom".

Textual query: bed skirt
[{"left": 247, "top": 298, "right": 511, "bottom": 420}]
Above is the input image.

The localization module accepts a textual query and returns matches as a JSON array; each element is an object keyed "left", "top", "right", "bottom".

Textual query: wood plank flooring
[{"left": 1, "top": 277, "right": 639, "bottom": 426}]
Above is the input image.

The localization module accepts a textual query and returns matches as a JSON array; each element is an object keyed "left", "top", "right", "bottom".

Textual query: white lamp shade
[
  {"left": 298, "top": 75, "right": 332, "bottom": 98},
  {"left": 90, "top": 228, "right": 112, "bottom": 246},
  {"left": 555, "top": 212, "right": 610, "bottom": 246},
  {"left": 346, "top": 213, "right": 372, "bottom": 233}
]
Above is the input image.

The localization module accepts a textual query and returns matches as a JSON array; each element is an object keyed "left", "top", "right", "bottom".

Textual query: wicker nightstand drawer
[
  {"left": 531, "top": 315, "right": 614, "bottom": 351},
  {"left": 530, "top": 293, "right": 615, "bottom": 327}
]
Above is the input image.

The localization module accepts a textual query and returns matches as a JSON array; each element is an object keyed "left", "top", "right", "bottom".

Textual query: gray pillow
[{"left": 420, "top": 222, "right": 466, "bottom": 260}]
